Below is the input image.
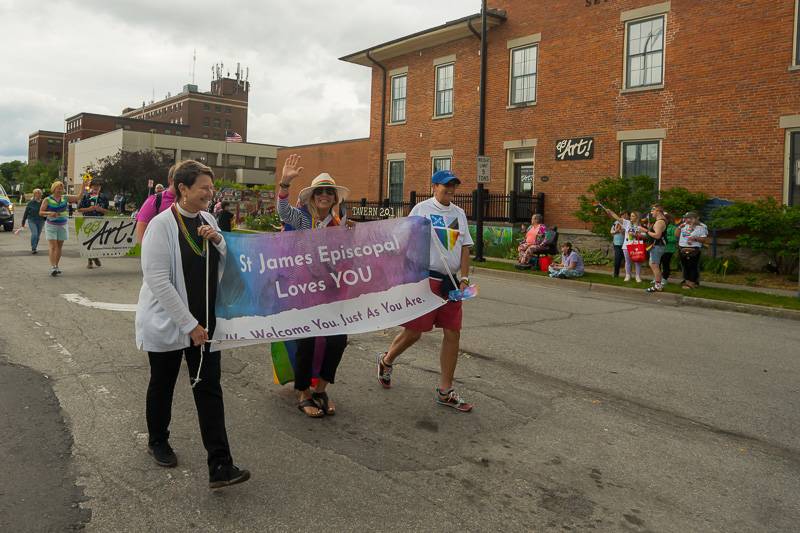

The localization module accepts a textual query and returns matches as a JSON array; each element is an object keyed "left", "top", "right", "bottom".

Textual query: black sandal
[
  {"left": 312, "top": 391, "right": 335, "bottom": 416},
  {"left": 297, "top": 398, "right": 324, "bottom": 418}
]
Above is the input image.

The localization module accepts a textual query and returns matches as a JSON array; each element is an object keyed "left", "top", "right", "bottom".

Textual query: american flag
[{"left": 225, "top": 130, "right": 243, "bottom": 143}]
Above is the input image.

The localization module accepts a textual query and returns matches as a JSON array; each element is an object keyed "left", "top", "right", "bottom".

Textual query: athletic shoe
[
  {"left": 623, "top": 276, "right": 631, "bottom": 282},
  {"left": 662, "top": 279, "right": 669, "bottom": 286},
  {"left": 94, "top": 258, "right": 102, "bottom": 267},
  {"left": 50, "top": 266, "right": 58, "bottom": 277},
  {"left": 436, "top": 388, "right": 473, "bottom": 412},
  {"left": 55, "top": 267, "right": 62, "bottom": 275},
  {"left": 148, "top": 441, "right": 178, "bottom": 467},
  {"left": 646, "top": 284, "right": 663, "bottom": 293},
  {"left": 31, "top": 249, "right": 37, "bottom": 254},
  {"left": 635, "top": 277, "right": 642, "bottom": 283},
  {"left": 209, "top": 464, "right": 250, "bottom": 489},
  {"left": 377, "top": 352, "right": 393, "bottom": 389}
]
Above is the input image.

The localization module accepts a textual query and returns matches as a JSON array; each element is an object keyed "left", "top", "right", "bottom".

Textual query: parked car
[{"left": 0, "top": 184, "right": 14, "bottom": 231}]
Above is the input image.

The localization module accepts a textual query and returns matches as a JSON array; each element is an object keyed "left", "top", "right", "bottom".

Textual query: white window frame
[
  {"left": 387, "top": 157, "right": 405, "bottom": 203},
  {"left": 390, "top": 74, "right": 407, "bottom": 124},
  {"left": 620, "top": 140, "right": 662, "bottom": 190},
  {"left": 434, "top": 63, "right": 454, "bottom": 117},
  {"left": 624, "top": 15, "right": 666, "bottom": 90},
  {"left": 508, "top": 44, "right": 538, "bottom": 106},
  {"left": 794, "top": 0, "right": 800, "bottom": 68},
  {"left": 432, "top": 156, "right": 452, "bottom": 174}
]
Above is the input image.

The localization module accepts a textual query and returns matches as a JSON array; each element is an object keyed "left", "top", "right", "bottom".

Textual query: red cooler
[{"left": 538, "top": 256, "right": 552, "bottom": 271}]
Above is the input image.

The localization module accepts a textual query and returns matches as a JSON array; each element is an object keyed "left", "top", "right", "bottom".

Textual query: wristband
[{"left": 460, "top": 276, "right": 470, "bottom": 284}]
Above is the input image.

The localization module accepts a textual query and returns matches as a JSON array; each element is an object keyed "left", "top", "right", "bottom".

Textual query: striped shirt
[
  {"left": 277, "top": 195, "right": 342, "bottom": 231},
  {"left": 44, "top": 196, "right": 68, "bottom": 226}
]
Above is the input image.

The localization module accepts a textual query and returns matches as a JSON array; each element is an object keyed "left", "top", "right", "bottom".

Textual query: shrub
[
  {"left": 243, "top": 212, "right": 281, "bottom": 232},
  {"left": 710, "top": 198, "right": 800, "bottom": 275},
  {"left": 658, "top": 187, "right": 708, "bottom": 218},
  {"left": 700, "top": 255, "right": 742, "bottom": 275},
  {"left": 575, "top": 176, "right": 657, "bottom": 239}
]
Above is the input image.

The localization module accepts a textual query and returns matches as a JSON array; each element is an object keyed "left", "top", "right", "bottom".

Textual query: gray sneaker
[{"left": 377, "top": 352, "right": 393, "bottom": 389}]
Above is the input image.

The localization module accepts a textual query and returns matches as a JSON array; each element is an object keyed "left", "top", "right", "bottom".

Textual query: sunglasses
[{"left": 313, "top": 187, "right": 337, "bottom": 196}]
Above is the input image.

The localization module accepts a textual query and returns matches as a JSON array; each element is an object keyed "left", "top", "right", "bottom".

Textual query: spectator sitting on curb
[{"left": 548, "top": 242, "right": 585, "bottom": 279}]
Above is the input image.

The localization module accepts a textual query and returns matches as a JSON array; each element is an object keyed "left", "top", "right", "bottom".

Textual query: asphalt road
[{"left": 1, "top": 219, "right": 799, "bottom": 532}]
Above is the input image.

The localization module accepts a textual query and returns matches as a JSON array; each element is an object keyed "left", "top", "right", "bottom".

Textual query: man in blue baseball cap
[{"left": 376, "top": 169, "right": 474, "bottom": 412}]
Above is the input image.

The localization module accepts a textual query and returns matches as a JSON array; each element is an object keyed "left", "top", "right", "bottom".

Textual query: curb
[{"left": 472, "top": 266, "right": 800, "bottom": 322}]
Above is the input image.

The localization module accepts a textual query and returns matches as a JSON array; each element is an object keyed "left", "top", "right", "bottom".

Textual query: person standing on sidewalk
[
  {"left": 610, "top": 212, "right": 629, "bottom": 278},
  {"left": 677, "top": 211, "right": 709, "bottom": 290},
  {"left": 644, "top": 204, "right": 668, "bottom": 292},
  {"left": 21, "top": 188, "right": 45, "bottom": 254},
  {"left": 377, "top": 169, "right": 474, "bottom": 413},
  {"left": 600, "top": 206, "right": 644, "bottom": 283},
  {"left": 661, "top": 212, "right": 678, "bottom": 286},
  {"left": 77, "top": 180, "right": 110, "bottom": 269},
  {"left": 135, "top": 159, "right": 250, "bottom": 489}
]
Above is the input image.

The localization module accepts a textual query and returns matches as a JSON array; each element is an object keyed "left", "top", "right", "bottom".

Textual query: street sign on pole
[{"left": 477, "top": 156, "right": 491, "bottom": 183}]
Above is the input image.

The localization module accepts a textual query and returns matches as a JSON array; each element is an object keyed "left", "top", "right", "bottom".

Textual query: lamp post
[{"left": 474, "top": 0, "right": 488, "bottom": 262}]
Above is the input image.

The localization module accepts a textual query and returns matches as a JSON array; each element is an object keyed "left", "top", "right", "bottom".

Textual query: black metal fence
[{"left": 343, "top": 191, "right": 544, "bottom": 223}]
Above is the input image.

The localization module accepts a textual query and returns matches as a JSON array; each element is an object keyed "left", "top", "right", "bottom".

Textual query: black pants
[
  {"left": 679, "top": 249, "right": 701, "bottom": 284},
  {"left": 660, "top": 252, "right": 674, "bottom": 281},
  {"left": 294, "top": 335, "right": 348, "bottom": 391},
  {"left": 612, "top": 245, "right": 624, "bottom": 277},
  {"left": 146, "top": 346, "right": 232, "bottom": 471}
]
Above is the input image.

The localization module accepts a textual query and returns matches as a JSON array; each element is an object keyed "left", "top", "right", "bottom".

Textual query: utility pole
[{"left": 474, "top": 0, "right": 488, "bottom": 262}]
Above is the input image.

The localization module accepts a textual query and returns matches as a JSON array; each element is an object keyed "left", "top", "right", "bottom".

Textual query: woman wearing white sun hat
[{"left": 276, "top": 154, "right": 351, "bottom": 417}]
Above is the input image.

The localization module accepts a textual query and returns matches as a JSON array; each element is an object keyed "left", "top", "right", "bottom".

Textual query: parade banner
[
  {"left": 213, "top": 217, "right": 444, "bottom": 348},
  {"left": 75, "top": 217, "right": 138, "bottom": 258}
]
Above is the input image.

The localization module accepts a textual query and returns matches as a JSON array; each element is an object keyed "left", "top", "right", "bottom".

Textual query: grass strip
[{"left": 474, "top": 260, "right": 800, "bottom": 311}]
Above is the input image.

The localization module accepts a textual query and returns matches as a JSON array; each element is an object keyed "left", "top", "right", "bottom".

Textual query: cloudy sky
[{"left": 0, "top": 0, "right": 480, "bottom": 163}]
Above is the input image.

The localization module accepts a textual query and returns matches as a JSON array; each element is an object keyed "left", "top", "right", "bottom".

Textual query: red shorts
[{"left": 403, "top": 278, "right": 463, "bottom": 332}]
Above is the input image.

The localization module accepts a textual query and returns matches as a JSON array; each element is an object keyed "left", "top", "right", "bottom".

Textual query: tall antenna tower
[{"left": 191, "top": 49, "right": 196, "bottom": 84}]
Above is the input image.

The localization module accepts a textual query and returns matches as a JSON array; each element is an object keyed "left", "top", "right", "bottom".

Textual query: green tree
[
  {"left": 14, "top": 160, "right": 61, "bottom": 193},
  {"left": 658, "top": 187, "right": 708, "bottom": 218},
  {"left": 574, "top": 175, "right": 658, "bottom": 239},
  {"left": 85, "top": 150, "right": 173, "bottom": 205},
  {"left": 710, "top": 198, "right": 800, "bottom": 275},
  {"left": 0, "top": 160, "right": 25, "bottom": 190}
]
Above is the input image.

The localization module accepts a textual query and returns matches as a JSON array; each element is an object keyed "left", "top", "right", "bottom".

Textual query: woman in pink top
[{"left": 516, "top": 214, "right": 547, "bottom": 267}]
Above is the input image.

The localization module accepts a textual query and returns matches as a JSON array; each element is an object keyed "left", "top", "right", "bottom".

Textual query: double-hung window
[
  {"left": 432, "top": 157, "right": 451, "bottom": 173},
  {"left": 626, "top": 16, "right": 665, "bottom": 88},
  {"left": 388, "top": 160, "right": 405, "bottom": 203},
  {"left": 390, "top": 75, "right": 407, "bottom": 123},
  {"left": 435, "top": 63, "right": 454, "bottom": 116},
  {"left": 795, "top": 0, "right": 800, "bottom": 66},
  {"left": 510, "top": 45, "right": 537, "bottom": 105},
  {"left": 622, "top": 141, "right": 660, "bottom": 189}
]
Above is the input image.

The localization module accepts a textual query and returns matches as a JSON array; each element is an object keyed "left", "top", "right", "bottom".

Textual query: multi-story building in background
[
  {"left": 280, "top": 0, "right": 800, "bottom": 230},
  {"left": 45, "top": 66, "right": 251, "bottom": 180},
  {"left": 67, "top": 129, "right": 279, "bottom": 191},
  {"left": 28, "top": 131, "right": 65, "bottom": 164}
]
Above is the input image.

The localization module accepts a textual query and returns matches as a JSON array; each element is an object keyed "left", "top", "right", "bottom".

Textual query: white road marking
[{"left": 61, "top": 293, "right": 136, "bottom": 312}]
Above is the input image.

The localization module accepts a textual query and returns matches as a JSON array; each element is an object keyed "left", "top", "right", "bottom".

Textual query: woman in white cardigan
[{"left": 135, "top": 159, "right": 249, "bottom": 490}]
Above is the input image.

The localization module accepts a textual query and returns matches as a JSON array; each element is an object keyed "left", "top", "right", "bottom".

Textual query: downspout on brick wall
[{"left": 366, "top": 51, "right": 387, "bottom": 201}]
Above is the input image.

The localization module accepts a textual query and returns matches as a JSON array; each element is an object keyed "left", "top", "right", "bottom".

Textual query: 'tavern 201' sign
[{"left": 555, "top": 137, "right": 594, "bottom": 160}]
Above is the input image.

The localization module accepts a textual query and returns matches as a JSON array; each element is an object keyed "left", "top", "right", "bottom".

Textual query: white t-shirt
[
  {"left": 409, "top": 197, "right": 474, "bottom": 274},
  {"left": 678, "top": 222, "right": 708, "bottom": 248},
  {"left": 621, "top": 219, "right": 642, "bottom": 244}
]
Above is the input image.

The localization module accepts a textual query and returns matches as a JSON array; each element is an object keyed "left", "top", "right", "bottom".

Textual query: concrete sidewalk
[
  {"left": 475, "top": 257, "right": 800, "bottom": 322},
  {"left": 486, "top": 256, "right": 799, "bottom": 298}
]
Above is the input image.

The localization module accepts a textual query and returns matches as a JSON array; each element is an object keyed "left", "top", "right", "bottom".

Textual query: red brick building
[
  {"left": 28, "top": 130, "right": 65, "bottom": 164},
  {"left": 332, "top": 0, "right": 800, "bottom": 228},
  {"left": 276, "top": 138, "right": 371, "bottom": 202}
]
